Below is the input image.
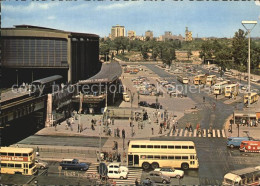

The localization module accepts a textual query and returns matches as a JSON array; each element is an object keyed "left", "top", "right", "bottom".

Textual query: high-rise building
[
  {"left": 110, "top": 25, "right": 125, "bottom": 39},
  {"left": 185, "top": 27, "right": 193, "bottom": 41},
  {"left": 127, "top": 30, "right": 136, "bottom": 39},
  {"left": 145, "top": 30, "right": 153, "bottom": 39}
]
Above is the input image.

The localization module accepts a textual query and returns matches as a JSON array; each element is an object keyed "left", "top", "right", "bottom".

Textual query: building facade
[
  {"left": 110, "top": 25, "right": 125, "bottom": 39},
  {"left": 185, "top": 27, "right": 193, "bottom": 41},
  {"left": 1, "top": 25, "right": 101, "bottom": 87},
  {"left": 145, "top": 30, "right": 153, "bottom": 39},
  {"left": 127, "top": 30, "right": 136, "bottom": 40}
]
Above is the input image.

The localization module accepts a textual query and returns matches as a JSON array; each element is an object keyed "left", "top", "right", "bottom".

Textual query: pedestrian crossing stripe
[
  {"left": 110, "top": 168, "right": 142, "bottom": 185},
  {"left": 169, "top": 128, "right": 226, "bottom": 138}
]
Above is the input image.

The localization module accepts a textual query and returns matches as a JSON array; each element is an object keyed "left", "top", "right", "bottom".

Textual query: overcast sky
[{"left": 2, "top": 1, "right": 260, "bottom": 38}]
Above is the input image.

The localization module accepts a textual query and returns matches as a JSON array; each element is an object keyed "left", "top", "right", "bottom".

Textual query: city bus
[
  {"left": 206, "top": 75, "right": 217, "bottom": 86},
  {"left": 244, "top": 92, "right": 259, "bottom": 105},
  {"left": 213, "top": 81, "right": 228, "bottom": 95},
  {"left": 193, "top": 74, "right": 206, "bottom": 85},
  {"left": 223, "top": 166, "right": 260, "bottom": 185},
  {"left": 240, "top": 141, "right": 260, "bottom": 153},
  {"left": 225, "top": 84, "right": 239, "bottom": 98},
  {"left": 127, "top": 140, "right": 199, "bottom": 170},
  {"left": 0, "top": 147, "right": 37, "bottom": 175},
  {"left": 177, "top": 75, "right": 189, "bottom": 84}
]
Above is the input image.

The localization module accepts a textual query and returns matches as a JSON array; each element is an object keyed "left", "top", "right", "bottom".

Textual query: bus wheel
[
  {"left": 151, "top": 162, "right": 159, "bottom": 169},
  {"left": 142, "top": 162, "right": 150, "bottom": 170},
  {"left": 230, "top": 144, "right": 234, "bottom": 148},
  {"left": 181, "top": 163, "right": 189, "bottom": 170}
]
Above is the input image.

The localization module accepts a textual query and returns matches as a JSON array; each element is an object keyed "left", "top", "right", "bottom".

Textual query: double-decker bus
[
  {"left": 177, "top": 75, "right": 189, "bottom": 84},
  {"left": 240, "top": 141, "right": 260, "bottom": 153},
  {"left": 225, "top": 84, "right": 239, "bottom": 98},
  {"left": 193, "top": 74, "right": 206, "bottom": 85},
  {"left": 127, "top": 140, "right": 199, "bottom": 170},
  {"left": 213, "top": 81, "right": 228, "bottom": 95},
  {"left": 206, "top": 75, "right": 217, "bottom": 86},
  {"left": 0, "top": 147, "right": 37, "bottom": 175},
  {"left": 244, "top": 92, "right": 259, "bottom": 105},
  {"left": 223, "top": 166, "right": 260, "bottom": 185}
]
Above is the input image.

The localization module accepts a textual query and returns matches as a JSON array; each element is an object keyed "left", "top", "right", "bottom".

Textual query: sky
[{"left": 2, "top": 0, "right": 260, "bottom": 38}]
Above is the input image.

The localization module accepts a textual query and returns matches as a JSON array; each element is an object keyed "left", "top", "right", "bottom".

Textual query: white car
[
  {"left": 107, "top": 163, "right": 129, "bottom": 173},
  {"left": 107, "top": 170, "right": 128, "bottom": 180},
  {"left": 35, "top": 159, "right": 48, "bottom": 169},
  {"left": 155, "top": 167, "right": 184, "bottom": 178}
]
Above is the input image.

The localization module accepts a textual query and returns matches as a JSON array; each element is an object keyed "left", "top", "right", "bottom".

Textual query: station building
[{"left": 1, "top": 25, "right": 101, "bottom": 87}]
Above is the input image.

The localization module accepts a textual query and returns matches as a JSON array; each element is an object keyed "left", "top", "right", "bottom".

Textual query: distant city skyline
[{"left": 2, "top": 1, "right": 260, "bottom": 38}]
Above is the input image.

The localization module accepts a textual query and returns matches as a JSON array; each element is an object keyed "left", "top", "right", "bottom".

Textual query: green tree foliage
[
  {"left": 187, "top": 49, "right": 192, "bottom": 61},
  {"left": 232, "top": 29, "right": 248, "bottom": 67},
  {"left": 161, "top": 48, "right": 176, "bottom": 67}
]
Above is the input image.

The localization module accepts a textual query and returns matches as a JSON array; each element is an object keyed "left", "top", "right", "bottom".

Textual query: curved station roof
[{"left": 78, "top": 62, "right": 122, "bottom": 84}]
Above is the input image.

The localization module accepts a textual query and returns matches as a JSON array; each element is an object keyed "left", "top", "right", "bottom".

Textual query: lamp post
[
  {"left": 129, "top": 90, "right": 135, "bottom": 137},
  {"left": 16, "top": 69, "right": 19, "bottom": 86},
  {"left": 241, "top": 20, "right": 257, "bottom": 108}
]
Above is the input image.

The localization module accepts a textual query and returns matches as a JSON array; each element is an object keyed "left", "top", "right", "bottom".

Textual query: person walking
[
  {"left": 151, "top": 128, "right": 154, "bottom": 135},
  {"left": 135, "top": 178, "right": 139, "bottom": 186}
]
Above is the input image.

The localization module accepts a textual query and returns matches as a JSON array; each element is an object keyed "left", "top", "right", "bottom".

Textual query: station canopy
[{"left": 78, "top": 62, "right": 122, "bottom": 84}]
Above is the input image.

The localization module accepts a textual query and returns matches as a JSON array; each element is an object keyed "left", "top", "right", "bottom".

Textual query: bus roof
[
  {"left": 0, "top": 147, "right": 34, "bottom": 153},
  {"left": 129, "top": 140, "right": 195, "bottom": 145},
  {"left": 231, "top": 167, "right": 260, "bottom": 176}
]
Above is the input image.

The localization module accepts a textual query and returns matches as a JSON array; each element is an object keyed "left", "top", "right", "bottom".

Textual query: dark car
[
  {"left": 142, "top": 179, "right": 156, "bottom": 186},
  {"left": 60, "top": 159, "right": 89, "bottom": 171},
  {"left": 139, "top": 101, "right": 149, "bottom": 107},
  {"left": 149, "top": 103, "right": 163, "bottom": 109}
]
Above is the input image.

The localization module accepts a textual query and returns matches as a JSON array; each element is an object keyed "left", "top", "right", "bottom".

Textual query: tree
[
  {"left": 99, "top": 44, "right": 110, "bottom": 61},
  {"left": 232, "top": 29, "right": 247, "bottom": 67},
  {"left": 161, "top": 48, "right": 176, "bottom": 67},
  {"left": 141, "top": 44, "right": 149, "bottom": 60},
  {"left": 187, "top": 49, "right": 192, "bottom": 61}
]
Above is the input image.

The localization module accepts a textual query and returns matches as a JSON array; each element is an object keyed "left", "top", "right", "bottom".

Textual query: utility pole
[{"left": 130, "top": 90, "right": 135, "bottom": 137}]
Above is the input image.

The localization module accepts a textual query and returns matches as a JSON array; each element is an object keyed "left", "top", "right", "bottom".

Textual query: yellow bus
[
  {"left": 213, "top": 81, "right": 228, "bottom": 95},
  {"left": 0, "top": 147, "right": 37, "bottom": 175},
  {"left": 177, "top": 75, "right": 189, "bottom": 84},
  {"left": 127, "top": 140, "right": 199, "bottom": 170},
  {"left": 244, "top": 92, "right": 259, "bottom": 105},
  {"left": 194, "top": 74, "right": 206, "bottom": 85},
  {"left": 225, "top": 84, "right": 239, "bottom": 98},
  {"left": 206, "top": 75, "right": 217, "bottom": 86}
]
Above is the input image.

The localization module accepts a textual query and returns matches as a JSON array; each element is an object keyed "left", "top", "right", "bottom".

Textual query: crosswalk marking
[
  {"left": 169, "top": 128, "right": 226, "bottom": 138},
  {"left": 184, "top": 129, "right": 188, "bottom": 137},
  {"left": 179, "top": 129, "right": 183, "bottom": 137},
  {"left": 217, "top": 130, "right": 221, "bottom": 137},
  {"left": 222, "top": 129, "right": 226, "bottom": 138},
  {"left": 174, "top": 129, "right": 179, "bottom": 136},
  {"left": 193, "top": 129, "right": 197, "bottom": 137}
]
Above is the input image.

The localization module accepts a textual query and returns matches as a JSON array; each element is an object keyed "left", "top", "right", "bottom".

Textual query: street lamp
[
  {"left": 241, "top": 20, "right": 257, "bottom": 107},
  {"left": 129, "top": 90, "right": 135, "bottom": 137}
]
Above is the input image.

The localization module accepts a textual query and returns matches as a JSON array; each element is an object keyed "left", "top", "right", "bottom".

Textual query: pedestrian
[
  {"left": 189, "top": 124, "right": 193, "bottom": 132},
  {"left": 185, "top": 123, "right": 189, "bottom": 131},
  {"left": 36, "top": 146, "right": 39, "bottom": 156},
  {"left": 117, "top": 128, "right": 120, "bottom": 138},
  {"left": 78, "top": 124, "right": 80, "bottom": 133},
  {"left": 203, "top": 96, "right": 205, "bottom": 102},
  {"left": 108, "top": 117, "right": 111, "bottom": 125},
  {"left": 135, "top": 178, "right": 139, "bottom": 186},
  {"left": 161, "top": 112, "right": 163, "bottom": 119},
  {"left": 215, "top": 94, "right": 218, "bottom": 100},
  {"left": 158, "top": 111, "right": 160, "bottom": 118},
  {"left": 112, "top": 118, "right": 115, "bottom": 125},
  {"left": 151, "top": 128, "right": 154, "bottom": 135},
  {"left": 122, "top": 129, "right": 125, "bottom": 139},
  {"left": 196, "top": 123, "right": 200, "bottom": 131}
]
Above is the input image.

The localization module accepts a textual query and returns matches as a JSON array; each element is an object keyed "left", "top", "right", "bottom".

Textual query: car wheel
[
  {"left": 176, "top": 175, "right": 181, "bottom": 179},
  {"left": 230, "top": 144, "right": 234, "bottom": 148},
  {"left": 162, "top": 179, "right": 167, "bottom": 184},
  {"left": 64, "top": 167, "right": 68, "bottom": 170},
  {"left": 142, "top": 162, "right": 150, "bottom": 170},
  {"left": 181, "top": 163, "right": 189, "bottom": 170},
  {"left": 120, "top": 176, "right": 124, "bottom": 180},
  {"left": 146, "top": 178, "right": 150, "bottom": 181},
  {"left": 151, "top": 162, "right": 159, "bottom": 170}
]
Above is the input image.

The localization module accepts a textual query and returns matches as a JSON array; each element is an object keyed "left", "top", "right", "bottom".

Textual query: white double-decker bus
[
  {"left": 127, "top": 140, "right": 199, "bottom": 170},
  {"left": 206, "top": 75, "right": 217, "bottom": 86},
  {"left": 213, "top": 81, "right": 228, "bottom": 95},
  {"left": 177, "top": 75, "right": 189, "bottom": 84},
  {"left": 225, "top": 84, "right": 239, "bottom": 98}
]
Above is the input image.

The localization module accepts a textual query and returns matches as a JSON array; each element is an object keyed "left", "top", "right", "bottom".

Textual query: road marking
[
  {"left": 189, "top": 131, "right": 192, "bottom": 137},
  {"left": 213, "top": 129, "right": 216, "bottom": 137},
  {"left": 222, "top": 129, "right": 226, "bottom": 138},
  {"left": 179, "top": 129, "right": 183, "bottom": 137},
  {"left": 217, "top": 129, "right": 221, "bottom": 137},
  {"left": 184, "top": 129, "right": 188, "bottom": 137},
  {"left": 208, "top": 130, "right": 211, "bottom": 137},
  {"left": 169, "top": 129, "right": 173, "bottom": 136},
  {"left": 193, "top": 129, "right": 197, "bottom": 137},
  {"left": 174, "top": 129, "right": 179, "bottom": 136},
  {"left": 203, "top": 129, "right": 206, "bottom": 137}
]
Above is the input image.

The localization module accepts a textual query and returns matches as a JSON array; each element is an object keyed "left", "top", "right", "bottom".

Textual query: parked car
[
  {"left": 59, "top": 159, "right": 89, "bottom": 171},
  {"left": 107, "top": 163, "right": 129, "bottom": 173},
  {"left": 149, "top": 103, "right": 163, "bottom": 109},
  {"left": 145, "top": 171, "right": 171, "bottom": 184},
  {"left": 107, "top": 170, "right": 128, "bottom": 179},
  {"left": 139, "top": 101, "right": 149, "bottom": 107},
  {"left": 123, "top": 95, "right": 130, "bottom": 102},
  {"left": 155, "top": 167, "right": 184, "bottom": 178},
  {"left": 35, "top": 159, "right": 48, "bottom": 169}
]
